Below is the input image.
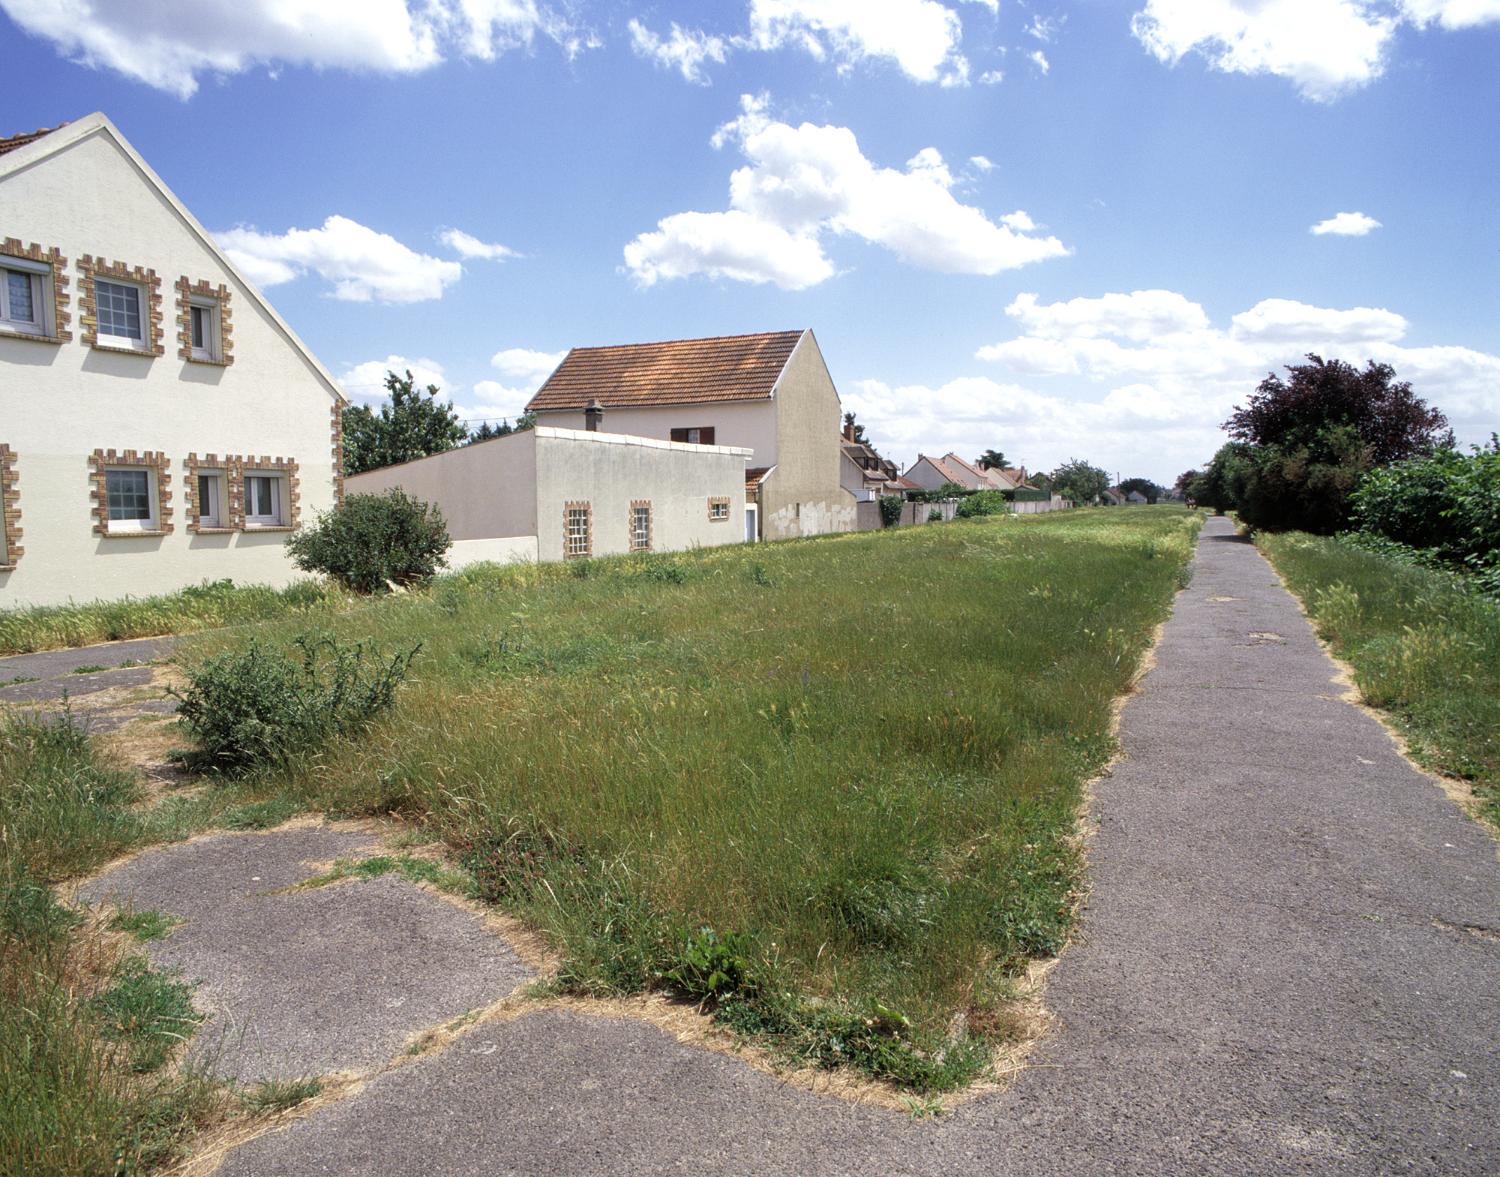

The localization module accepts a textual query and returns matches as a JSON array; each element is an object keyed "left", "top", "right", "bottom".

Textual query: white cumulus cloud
[
  {"left": 337, "top": 355, "right": 452, "bottom": 405},
  {"left": 440, "top": 228, "right": 518, "bottom": 260},
  {"left": 1028, "top": 49, "right": 1050, "bottom": 73},
  {"left": 0, "top": 0, "right": 574, "bottom": 98},
  {"left": 218, "top": 215, "right": 463, "bottom": 303},
  {"left": 627, "top": 18, "right": 728, "bottom": 83},
  {"left": 1399, "top": 0, "right": 1500, "bottom": 28},
  {"left": 1310, "top": 210, "right": 1383, "bottom": 236},
  {"left": 623, "top": 94, "right": 1069, "bottom": 290},
  {"left": 747, "top": 0, "right": 970, "bottom": 84}
]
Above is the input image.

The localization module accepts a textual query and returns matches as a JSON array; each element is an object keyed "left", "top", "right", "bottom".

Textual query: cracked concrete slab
[
  {"left": 211, "top": 517, "right": 1500, "bottom": 1176},
  {"left": 78, "top": 826, "right": 535, "bottom": 1083}
]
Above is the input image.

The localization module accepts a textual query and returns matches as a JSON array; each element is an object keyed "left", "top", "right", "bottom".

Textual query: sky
[{"left": 3, "top": 0, "right": 1498, "bottom": 484}]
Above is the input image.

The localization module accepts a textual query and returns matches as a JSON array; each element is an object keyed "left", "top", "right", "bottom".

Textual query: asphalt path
[{"left": 159, "top": 518, "right": 1500, "bottom": 1174}]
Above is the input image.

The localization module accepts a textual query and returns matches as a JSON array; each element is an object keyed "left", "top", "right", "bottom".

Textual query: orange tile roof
[
  {"left": 0, "top": 123, "right": 65, "bottom": 157},
  {"left": 527, "top": 330, "right": 805, "bottom": 411}
]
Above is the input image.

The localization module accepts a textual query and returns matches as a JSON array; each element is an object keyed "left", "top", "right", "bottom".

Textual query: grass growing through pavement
[
  {"left": 0, "top": 716, "right": 220, "bottom": 1176},
  {"left": 0, "top": 576, "right": 347, "bottom": 656},
  {"left": 1260, "top": 531, "right": 1500, "bottom": 830},
  {"left": 183, "top": 506, "right": 1200, "bottom": 1090}
]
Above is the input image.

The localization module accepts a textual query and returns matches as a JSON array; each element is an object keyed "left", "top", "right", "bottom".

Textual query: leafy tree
[
  {"left": 976, "top": 448, "right": 1008, "bottom": 471},
  {"left": 1119, "top": 477, "right": 1164, "bottom": 503},
  {"left": 1048, "top": 459, "right": 1110, "bottom": 505},
  {"left": 1223, "top": 356, "right": 1452, "bottom": 533},
  {"left": 1351, "top": 438, "right": 1500, "bottom": 570},
  {"left": 342, "top": 369, "right": 469, "bottom": 475},
  {"left": 1173, "top": 470, "right": 1201, "bottom": 500},
  {"left": 467, "top": 412, "right": 536, "bottom": 444},
  {"left": 842, "top": 411, "right": 869, "bottom": 445}
]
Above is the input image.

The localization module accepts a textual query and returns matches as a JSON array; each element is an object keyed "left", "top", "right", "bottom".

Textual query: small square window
[
  {"left": 0, "top": 264, "right": 45, "bottom": 335},
  {"left": 105, "top": 467, "right": 157, "bottom": 532},
  {"left": 189, "top": 301, "right": 220, "bottom": 361},
  {"left": 244, "top": 474, "right": 286, "bottom": 527},
  {"left": 630, "top": 503, "right": 651, "bottom": 552},
  {"left": 708, "top": 497, "right": 730, "bottom": 522},
  {"left": 95, "top": 278, "right": 145, "bottom": 347},
  {"left": 565, "top": 503, "right": 591, "bottom": 558},
  {"left": 196, "top": 471, "right": 226, "bottom": 528}
]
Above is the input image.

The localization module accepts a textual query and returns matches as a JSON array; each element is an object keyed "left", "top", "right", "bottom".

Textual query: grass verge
[
  {"left": 181, "top": 506, "right": 1200, "bottom": 1091},
  {"left": 1259, "top": 531, "right": 1500, "bottom": 829}
]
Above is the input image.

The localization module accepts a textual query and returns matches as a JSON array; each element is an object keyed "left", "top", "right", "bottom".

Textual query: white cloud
[
  {"left": 218, "top": 215, "right": 463, "bottom": 303},
  {"left": 466, "top": 346, "right": 567, "bottom": 421},
  {"left": 747, "top": 0, "right": 970, "bottom": 84},
  {"left": 951, "top": 286, "right": 1500, "bottom": 479},
  {"left": 491, "top": 346, "right": 565, "bottom": 384},
  {"left": 628, "top": 18, "right": 728, "bottom": 83},
  {"left": 1028, "top": 49, "right": 1050, "bottom": 73},
  {"left": 337, "top": 355, "right": 452, "bottom": 406},
  {"left": 1310, "top": 210, "right": 1382, "bottom": 236},
  {"left": 623, "top": 94, "right": 1069, "bottom": 289},
  {"left": 978, "top": 68, "right": 1004, "bottom": 84},
  {"left": 1027, "top": 14, "right": 1061, "bottom": 41},
  {"left": 970, "top": 155, "right": 996, "bottom": 172},
  {"left": 1400, "top": 0, "right": 1500, "bottom": 28},
  {"left": 0, "top": 0, "right": 573, "bottom": 98},
  {"left": 1131, "top": 0, "right": 1397, "bottom": 101},
  {"left": 440, "top": 228, "right": 518, "bottom": 260}
]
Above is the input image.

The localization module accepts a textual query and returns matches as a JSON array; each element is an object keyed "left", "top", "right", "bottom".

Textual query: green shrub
[
  {"left": 1350, "top": 439, "right": 1500, "bottom": 575},
  {"left": 287, "top": 490, "right": 451, "bottom": 594},
  {"left": 878, "top": 495, "right": 904, "bottom": 528},
  {"left": 955, "top": 490, "right": 1009, "bottom": 518},
  {"left": 927, "top": 506, "right": 943, "bottom": 523},
  {"left": 170, "top": 635, "right": 420, "bottom": 774}
]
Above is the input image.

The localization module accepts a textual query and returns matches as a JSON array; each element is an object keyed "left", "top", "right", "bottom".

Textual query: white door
[{"left": 744, "top": 504, "right": 758, "bottom": 542}]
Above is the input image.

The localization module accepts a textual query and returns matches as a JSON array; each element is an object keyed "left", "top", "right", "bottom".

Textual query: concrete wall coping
[{"left": 535, "top": 425, "right": 754, "bottom": 459}]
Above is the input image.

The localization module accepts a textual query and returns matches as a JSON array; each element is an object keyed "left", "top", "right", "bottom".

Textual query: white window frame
[
  {"left": 104, "top": 466, "right": 159, "bottom": 534},
  {"left": 630, "top": 503, "right": 651, "bottom": 552},
  {"left": 244, "top": 473, "right": 286, "bottom": 528},
  {"left": 0, "top": 259, "right": 48, "bottom": 336},
  {"left": 188, "top": 299, "right": 220, "bottom": 362},
  {"left": 565, "top": 503, "right": 591, "bottom": 558},
  {"left": 195, "top": 469, "right": 226, "bottom": 528},
  {"left": 94, "top": 277, "right": 148, "bottom": 351},
  {"left": 708, "top": 497, "right": 730, "bottom": 522}
]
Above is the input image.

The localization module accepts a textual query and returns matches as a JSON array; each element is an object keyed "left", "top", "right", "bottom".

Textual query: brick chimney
[{"left": 584, "top": 399, "right": 604, "bottom": 431}]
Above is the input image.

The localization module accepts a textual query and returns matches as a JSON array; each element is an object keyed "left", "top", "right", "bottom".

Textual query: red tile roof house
[
  {"left": 526, "top": 330, "right": 855, "bottom": 542},
  {"left": 903, "top": 452, "right": 1016, "bottom": 492}
]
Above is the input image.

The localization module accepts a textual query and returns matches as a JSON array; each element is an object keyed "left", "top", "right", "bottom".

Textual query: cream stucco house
[
  {"left": 526, "top": 330, "right": 854, "bottom": 541},
  {"left": 346, "top": 426, "right": 751, "bottom": 565},
  {"left": 0, "top": 114, "right": 345, "bottom": 609}
]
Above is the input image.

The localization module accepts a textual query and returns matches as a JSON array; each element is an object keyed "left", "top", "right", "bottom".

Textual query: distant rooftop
[
  {"left": 527, "top": 329, "right": 805, "bottom": 411},
  {"left": 0, "top": 123, "right": 66, "bottom": 157}
]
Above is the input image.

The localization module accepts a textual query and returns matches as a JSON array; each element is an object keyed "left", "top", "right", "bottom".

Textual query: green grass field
[
  {"left": 1259, "top": 532, "right": 1500, "bottom": 830},
  {"left": 180, "top": 506, "right": 1201, "bottom": 1086}
]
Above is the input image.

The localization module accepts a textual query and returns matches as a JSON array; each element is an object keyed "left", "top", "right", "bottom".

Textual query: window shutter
[{"left": 700, "top": 427, "right": 715, "bottom": 445}]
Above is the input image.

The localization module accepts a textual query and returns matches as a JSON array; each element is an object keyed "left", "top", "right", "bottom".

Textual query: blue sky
[{"left": 4, "top": 0, "right": 1497, "bottom": 482}]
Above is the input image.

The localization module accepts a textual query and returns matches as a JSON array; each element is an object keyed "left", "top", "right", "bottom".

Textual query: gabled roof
[
  {"left": 527, "top": 330, "right": 806, "bottom": 411},
  {"left": 0, "top": 124, "right": 65, "bottom": 156},
  {"left": 914, "top": 452, "right": 988, "bottom": 488},
  {"left": 0, "top": 112, "right": 346, "bottom": 405}
]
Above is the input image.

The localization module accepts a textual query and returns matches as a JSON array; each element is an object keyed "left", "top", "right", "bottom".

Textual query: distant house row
[{"left": 1, "top": 113, "right": 1068, "bottom": 610}]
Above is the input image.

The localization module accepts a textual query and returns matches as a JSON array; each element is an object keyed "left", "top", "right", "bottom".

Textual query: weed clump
[{"left": 171, "top": 635, "right": 420, "bottom": 775}]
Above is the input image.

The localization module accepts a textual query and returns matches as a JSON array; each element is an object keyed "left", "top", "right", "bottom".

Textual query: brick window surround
[
  {"left": 0, "top": 238, "right": 72, "bottom": 344},
  {"left": 183, "top": 454, "right": 237, "bottom": 534},
  {"left": 564, "top": 501, "right": 592, "bottom": 559},
  {"left": 88, "top": 449, "right": 173, "bottom": 537},
  {"left": 330, "top": 401, "right": 345, "bottom": 505},
  {"left": 78, "top": 256, "right": 165, "bottom": 356},
  {"left": 236, "top": 456, "right": 301, "bottom": 531},
  {"left": 174, "top": 277, "right": 234, "bottom": 366},
  {"left": 0, "top": 444, "right": 21, "bottom": 568},
  {"left": 629, "top": 499, "right": 652, "bottom": 552},
  {"left": 708, "top": 496, "right": 731, "bottom": 522}
]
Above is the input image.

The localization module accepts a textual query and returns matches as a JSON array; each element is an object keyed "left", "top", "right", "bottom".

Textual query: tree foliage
[
  {"left": 1118, "top": 477, "right": 1164, "bottom": 503},
  {"left": 1187, "top": 445, "right": 1252, "bottom": 513},
  {"left": 1221, "top": 356, "right": 1451, "bottom": 533},
  {"left": 286, "top": 489, "right": 451, "bottom": 593},
  {"left": 468, "top": 412, "right": 537, "bottom": 444},
  {"left": 1048, "top": 459, "right": 1110, "bottom": 505},
  {"left": 1350, "top": 438, "right": 1500, "bottom": 574},
  {"left": 342, "top": 370, "right": 469, "bottom": 476},
  {"left": 976, "top": 449, "right": 1007, "bottom": 471},
  {"left": 842, "top": 411, "right": 869, "bottom": 445}
]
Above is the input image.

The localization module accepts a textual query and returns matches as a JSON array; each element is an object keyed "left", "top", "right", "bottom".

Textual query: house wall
[
  {"left": 532, "top": 399, "right": 779, "bottom": 468},
  {"left": 0, "top": 125, "right": 340, "bottom": 609},
  {"left": 903, "top": 457, "right": 955, "bottom": 492},
  {"left": 345, "top": 431, "right": 538, "bottom": 545},
  {"left": 762, "top": 334, "right": 855, "bottom": 540},
  {"left": 532, "top": 428, "right": 749, "bottom": 562}
]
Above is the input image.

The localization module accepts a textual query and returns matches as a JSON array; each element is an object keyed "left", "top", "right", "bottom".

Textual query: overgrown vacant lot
[
  {"left": 182, "top": 507, "right": 1199, "bottom": 1088},
  {"left": 1261, "top": 532, "right": 1500, "bottom": 830}
]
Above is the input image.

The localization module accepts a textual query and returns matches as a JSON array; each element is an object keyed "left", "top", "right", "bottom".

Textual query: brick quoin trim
[
  {"left": 88, "top": 449, "right": 173, "bottom": 537},
  {"left": 564, "top": 500, "right": 592, "bottom": 559},
  {"left": 78, "top": 256, "right": 165, "bottom": 356},
  {"left": 330, "top": 401, "right": 345, "bottom": 505},
  {"left": 183, "top": 453, "right": 239, "bottom": 534},
  {"left": 629, "top": 499, "right": 652, "bottom": 552},
  {"left": 0, "top": 445, "right": 22, "bottom": 568},
  {"left": 237, "top": 455, "right": 301, "bottom": 531},
  {"left": 708, "top": 496, "right": 731, "bottom": 521},
  {"left": 0, "top": 238, "right": 72, "bottom": 344},
  {"left": 174, "top": 277, "right": 234, "bottom": 366}
]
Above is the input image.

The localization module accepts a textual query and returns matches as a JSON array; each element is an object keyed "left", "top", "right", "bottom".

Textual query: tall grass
[
  {"left": 1260, "top": 531, "right": 1500, "bottom": 829},
  {"left": 0, "top": 577, "right": 346, "bottom": 656},
  {"left": 183, "top": 507, "right": 1201, "bottom": 1086},
  {"left": 0, "top": 717, "right": 219, "bottom": 1176}
]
